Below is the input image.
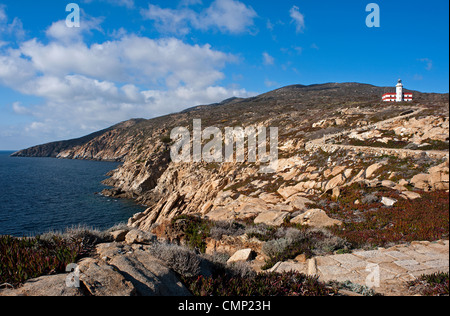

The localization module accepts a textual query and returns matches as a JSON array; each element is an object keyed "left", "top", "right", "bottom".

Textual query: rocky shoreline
[
  {"left": 5, "top": 83, "right": 449, "bottom": 296},
  {"left": 1, "top": 224, "right": 448, "bottom": 296}
]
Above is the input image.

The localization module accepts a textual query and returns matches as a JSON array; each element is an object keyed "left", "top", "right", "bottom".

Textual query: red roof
[{"left": 382, "top": 93, "right": 413, "bottom": 96}]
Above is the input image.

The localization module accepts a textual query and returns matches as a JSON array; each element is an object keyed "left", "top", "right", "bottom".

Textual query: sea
[{"left": 0, "top": 151, "right": 146, "bottom": 237}]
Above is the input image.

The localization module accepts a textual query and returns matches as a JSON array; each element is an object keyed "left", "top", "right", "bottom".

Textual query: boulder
[
  {"left": 294, "top": 254, "right": 307, "bottom": 263},
  {"left": 277, "top": 186, "right": 302, "bottom": 199},
  {"left": 430, "top": 171, "right": 450, "bottom": 190},
  {"left": 109, "top": 250, "right": 191, "bottom": 296},
  {"left": 78, "top": 258, "right": 136, "bottom": 296},
  {"left": 96, "top": 242, "right": 133, "bottom": 261},
  {"left": 325, "top": 174, "right": 346, "bottom": 192},
  {"left": 331, "top": 187, "right": 340, "bottom": 200},
  {"left": 287, "top": 195, "right": 314, "bottom": 211},
  {"left": 290, "top": 209, "right": 342, "bottom": 228},
  {"left": 400, "top": 191, "right": 422, "bottom": 200},
  {"left": 258, "top": 193, "right": 281, "bottom": 204},
  {"left": 235, "top": 203, "right": 267, "bottom": 221},
  {"left": 381, "top": 197, "right": 397, "bottom": 207},
  {"left": 205, "top": 206, "right": 236, "bottom": 221},
  {"left": 329, "top": 166, "right": 346, "bottom": 177},
  {"left": 381, "top": 180, "right": 396, "bottom": 188},
  {"left": 365, "top": 163, "right": 383, "bottom": 179},
  {"left": 351, "top": 169, "right": 366, "bottom": 183},
  {"left": 227, "top": 249, "right": 254, "bottom": 264},
  {"left": 110, "top": 229, "right": 129, "bottom": 242},
  {"left": 125, "top": 230, "right": 157, "bottom": 245},
  {"left": 254, "top": 211, "right": 289, "bottom": 226},
  {"left": 410, "top": 174, "right": 431, "bottom": 190},
  {"left": 0, "top": 274, "right": 83, "bottom": 297}
]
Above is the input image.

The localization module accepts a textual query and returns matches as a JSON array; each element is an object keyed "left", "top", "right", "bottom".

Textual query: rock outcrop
[
  {"left": 1, "top": 232, "right": 191, "bottom": 297},
  {"left": 9, "top": 83, "right": 449, "bottom": 238}
]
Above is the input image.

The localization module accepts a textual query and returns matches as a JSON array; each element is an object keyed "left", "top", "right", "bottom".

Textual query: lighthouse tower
[
  {"left": 396, "top": 79, "right": 403, "bottom": 102},
  {"left": 382, "top": 79, "right": 413, "bottom": 102}
]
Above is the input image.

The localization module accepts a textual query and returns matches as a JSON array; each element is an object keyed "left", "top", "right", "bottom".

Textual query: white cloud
[
  {"left": 12, "top": 102, "right": 30, "bottom": 115},
  {"left": 290, "top": 6, "right": 305, "bottom": 34},
  {"left": 0, "top": 21, "right": 254, "bottom": 144},
  {"left": 141, "top": 0, "right": 257, "bottom": 35},
  {"left": 82, "top": 0, "right": 135, "bottom": 9},
  {"left": 200, "top": 0, "right": 257, "bottom": 34},
  {"left": 418, "top": 58, "right": 433, "bottom": 71},
  {"left": 263, "top": 52, "right": 274, "bottom": 65},
  {"left": 0, "top": 5, "right": 25, "bottom": 40},
  {"left": 179, "top": 0, "right": 203, "bottom": 6},
  {"left": 14, "top": 34, "right": 236, "bottom": 90},
  {"left": 109, "top": 0, "right": 134, "bottom": 8},
  {"left": 264, "top": 79, "right": 278, "bottom": 88},
  {"left": 0, "top": 5, "right": 6, "bottom": 22},
  {"left": 45, "top": 17, "right": 103, "bottom": 44},
  {"left": 141, "top": 5, "right": 195, "bottom": 35}
]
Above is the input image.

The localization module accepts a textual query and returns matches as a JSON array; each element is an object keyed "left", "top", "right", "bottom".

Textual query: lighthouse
[
  {"left": 396, "top": 79, "right": 403, "bottom": 102},
  {"left": 382, "top": 79, "right": 413, "bottom": 102}
]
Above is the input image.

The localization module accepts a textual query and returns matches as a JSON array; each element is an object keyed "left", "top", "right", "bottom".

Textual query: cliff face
[
  {"left": 11, "top": 119, "right": 147, "bottom": 160},
  {"left": 11, "top": 83, "right": 450, "bottom": 231}
]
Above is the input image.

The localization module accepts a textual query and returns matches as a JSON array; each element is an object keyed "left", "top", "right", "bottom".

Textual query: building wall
[{"left": 382, "top": 93, "right": 413, "bottom": 102}]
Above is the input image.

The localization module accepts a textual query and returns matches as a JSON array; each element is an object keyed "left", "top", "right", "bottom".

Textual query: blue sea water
[{"left": 0, "top": 151, "right": 146, "bottom": 237}]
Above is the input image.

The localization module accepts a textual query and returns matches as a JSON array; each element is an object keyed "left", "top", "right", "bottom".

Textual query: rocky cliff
[{"left": 11, "top": 83, "right": 450, "bottom": 231}]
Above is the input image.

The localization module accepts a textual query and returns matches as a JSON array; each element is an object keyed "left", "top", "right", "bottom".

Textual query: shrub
[
  {"left": 161, "top": 136, "right": 172, "bottom": 144},
  {"left": 150, "top": 242, "right": 202, "bottom": 277},
  {"left": 261, "top": 228, "right": 349, "bottom": 270},
  {"left": 182, "top": 271, "right": 337, "bottom": 296},
  {"left": 0, "top": 235, "right": 82, "bottom": 286},
  {"left": 209, "top": 221, "right": 246, "bottom": 240},
  {"left": 245, "top": 224, "right": 275, "bottom": 241},
  {"left": 409, "top": 272, "right": 449, "bottom": 296},
  {"left": 172, "top": 215, "right": 212, "bottom": 253},
  {"left": 40, "top": 225, "right": 112, "bottom": 257},
  {"left": 337, "top": 280, "right": 377, "bottom": 296}
]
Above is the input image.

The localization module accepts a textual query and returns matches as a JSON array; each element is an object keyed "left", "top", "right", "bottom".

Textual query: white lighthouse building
[
  {"left": 396, "top": 79, "right": 403, "bottom": 102},
  {"left": 382, "top": 79, "right": 413, "bottom": 102}
]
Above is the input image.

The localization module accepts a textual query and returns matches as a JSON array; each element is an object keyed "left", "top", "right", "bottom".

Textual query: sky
[{"left": 0, "top": 0, "right": 448, "bottom": 150}]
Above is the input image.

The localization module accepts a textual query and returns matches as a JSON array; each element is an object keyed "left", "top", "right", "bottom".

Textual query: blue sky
[{"left": 0, "top": 0, "right": 448, "bottom": 150}]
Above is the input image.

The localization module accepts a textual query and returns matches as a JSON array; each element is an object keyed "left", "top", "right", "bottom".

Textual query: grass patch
[
  {"left": 182, "top": 271, "right": 337, "bottom": 296},
  {"left": 326, "top": 184, "right": 449, "bottom": 248},
  {"left": 0, "top": 235, "right": 82, "bottom": 286},
  {"left": 0, "top": 225, "right": 113, "bottom": 287},
  {"left": 260, "top": 228, "right": 349, "bottom": 270},
  {"left": 419, "top": 139, "right": 449, "bottom": 151},
  {"left": 409, "top": 272, "right": 449, "bottom": 296}
]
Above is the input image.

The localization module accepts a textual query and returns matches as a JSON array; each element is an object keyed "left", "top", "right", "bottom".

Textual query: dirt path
[
  {"left": 305, "top": 107, "right": 449, "bottom": 160},
  {"left": 270, "top": 240, "right": 449, "bottom": 296}
]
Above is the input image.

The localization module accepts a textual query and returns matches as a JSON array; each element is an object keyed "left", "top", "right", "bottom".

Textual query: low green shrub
[
  {"left": 327, "top": 186, "right": 449, "bottom": 248},
  {"left": 0, "top": 235, "right": 82, "bottom": 286},
  {"left": 409, "top": 272, "right": 449, "bottom": 296},
  {"left": 182, "top": 271, "right": 337, "bottom": 296},
  {"left": 260, "top": 228, "right": 349, "bottom": 270},
  {"left": 172, "top": 215, "right": 212, "bottom": 253}
]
